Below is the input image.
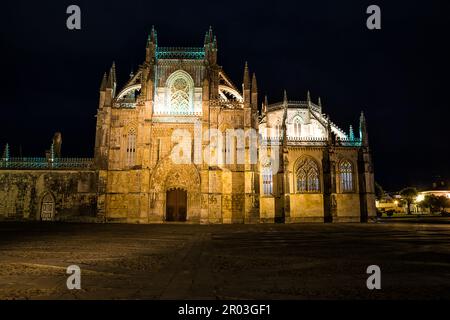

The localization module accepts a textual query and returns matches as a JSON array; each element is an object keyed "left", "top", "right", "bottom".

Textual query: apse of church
[{"left": 0, "top": 27, "right": 376, "bottom": 223}]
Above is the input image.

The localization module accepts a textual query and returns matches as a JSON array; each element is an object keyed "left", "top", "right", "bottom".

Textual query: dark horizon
[{"left": 1, "top": 0, "right": 449, "bottom": 191}]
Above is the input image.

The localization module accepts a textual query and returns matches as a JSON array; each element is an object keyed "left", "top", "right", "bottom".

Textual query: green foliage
[
  {"left": 400, "top": 187, "right": 418, "bottom": 199},
  {"left": 399, "top": 187, "right": 418, "bottom": 215},
  {"left": 419, "top": 194, "right": 449, "bottom": 213},
  {"left": 442, "top": 196, "right": 450, "bottom": 206},
  {"left": 386, "top": 210, "right": 395, "bottom": 217},
  {"left": 420, "top": 194, "right": 439, "bottom": 212}
]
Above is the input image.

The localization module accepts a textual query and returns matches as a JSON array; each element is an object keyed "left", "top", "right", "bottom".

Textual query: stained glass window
[
  {"left": 126, "top": 128, "right": 136, "bottom": 166},
  {"left": 340, "top": 160, "right": 353, "bottom": 192},
  {"left": 262, "top": 166, "right": 273, "bottom": 195},
  {"left": 293, "top": 117, "right": 301, "bottom": 137},
  {"left": 168, "top": 70, "right": 194, "bottom": 113},
  {"left": 296, "top": 157, "right": 320, "bottom": 192}
]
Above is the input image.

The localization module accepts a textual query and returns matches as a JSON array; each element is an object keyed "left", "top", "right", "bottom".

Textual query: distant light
[{"left": 416, "top": 194, "right": 425, "bottom": 202}]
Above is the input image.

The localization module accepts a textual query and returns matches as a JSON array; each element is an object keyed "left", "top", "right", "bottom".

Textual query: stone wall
[
  {"left": 289, "top": 193, "right": 325, "bottom": 222},
  {"left": 0, "top": 170, "right": 98, "bottom": 221}
]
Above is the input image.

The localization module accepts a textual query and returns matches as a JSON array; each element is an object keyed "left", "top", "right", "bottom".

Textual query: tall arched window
[
  {"left": 262, "top": 166, "right": 273, "bottom": 195},
  {"left": 296, "top": 157, "right": 320, "bottom": 192},
  {"left": 293, "top": 117, "right": 302, "bottom": 137},
  {"left": 339, "top": 160, "right": 353, "bottom": 192},
  {"left": 166, "top": 70, "right": 194, "bottom": 114},
  {"left": 274, "top": 122, "right": 281, "bottom": 138},
  {"left": 126, "top": 128, "right": 136, "bottom": 166},
  {"left": 220, "top": 132, "right": 227, "bottom": 165}
]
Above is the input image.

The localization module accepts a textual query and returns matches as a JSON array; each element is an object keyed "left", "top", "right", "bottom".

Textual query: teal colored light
[
  {"left": 156, "top": 47, "right": 205, "bottom": 60},
  {"left": 349, "top": 125, "right": 355, "bottom": 141},
  {"left": 0, "top": 157, "right": 94, "bottom": 170},
  {"left": 3, "top": 143, "right": 9, "bottom": 161}
]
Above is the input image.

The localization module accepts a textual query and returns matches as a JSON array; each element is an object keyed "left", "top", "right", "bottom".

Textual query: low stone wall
[{"left": 0, "top": 170, "right": 99, "bottom": 221}]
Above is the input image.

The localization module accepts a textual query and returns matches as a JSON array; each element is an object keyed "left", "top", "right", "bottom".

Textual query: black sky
[{"left": 1, "top": 0, "right": 449, "bottom": 191}]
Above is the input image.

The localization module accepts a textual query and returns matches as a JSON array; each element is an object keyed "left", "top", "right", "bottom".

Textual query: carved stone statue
[{"left": 53, "top": 132, "right": 62, "bottom": 158}]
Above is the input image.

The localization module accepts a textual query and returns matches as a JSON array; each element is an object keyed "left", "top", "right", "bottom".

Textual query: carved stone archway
[
  {"left": 149, "top": 157, "right": 201, "bottom": 222},
  {"left": 40, "top": 192, "right": 55, "bottom": 221}
]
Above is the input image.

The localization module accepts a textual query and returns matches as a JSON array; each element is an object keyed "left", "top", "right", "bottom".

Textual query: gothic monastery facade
[{"left": 0, "top": 28, "right": 376, "bottom": 223}]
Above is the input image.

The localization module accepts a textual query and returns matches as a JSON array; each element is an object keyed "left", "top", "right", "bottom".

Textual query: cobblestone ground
[{"left": 0, "top": 219, "right": 450, "bottom": 299}]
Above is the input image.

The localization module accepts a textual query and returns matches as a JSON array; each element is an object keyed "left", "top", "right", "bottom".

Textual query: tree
[
  {"left": 420, "top": 194, "right": 450, "bottom": 214},
  {"left": 420, "top": 194, "right": 439, "bottom": 213},
  {"left": 399, "top": 187, "right": 418, "bottom": 215},
  {"left": 436, "top": 196, "right": 450, "bottom": 213}
]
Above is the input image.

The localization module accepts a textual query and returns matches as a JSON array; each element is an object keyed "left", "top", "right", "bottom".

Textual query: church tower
[{"left": 94, "top": 63, "right": 116, "bottom": 169}]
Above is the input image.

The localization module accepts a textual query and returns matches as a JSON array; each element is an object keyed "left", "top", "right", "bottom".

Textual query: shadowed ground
[{"left": 0, "top": 218, "right": 449, "bottom": 299}]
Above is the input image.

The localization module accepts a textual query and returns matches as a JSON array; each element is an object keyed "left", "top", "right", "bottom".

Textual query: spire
[
  {"left": 359, "top": 111, "right": 369, "bottom": 146},
  {"left": 100, "top": 72, "right": 107, "bottom": 91},
  {"left": 204, "top": 26, "right": 217, "bottom": 64},
  {"left": 349, "top": 125, "right": 355, "bottom": 141},
  {"left": 150, "top": 26, "right": 155, "bottom": 42},
  {"left": 282, "top": 90, "right": 288, "bottom": 125},
  {"left": 106, "top": 62, "right": 116, "bottom": 90},
  {"left": 263, "top": 95, "right": 268, "bottom": 114},
  {"left": 111, "top": 61, "right": 116, "bottom": 84},
  {"left": 106, "top": 69, "right": 113, "bottom": 89},
  {"left": 327, "top": 115, "right": 333, "bottom": 143},
  {"left": 150, "top": 25, "right": 157, "bottom": 44},
  {"left": 146, "top": 33, "right": 151, "bottom": 48},
  {"left": 307, "top": 90, "right": 311, "bottom": 102},
  {"left": 146, "top": 28, "right": 157, "bottom": 63},
  {"left": 318, "top": 96, "right": 322, "bottom": 108},
  {"left": 250, "top": 72, "right": 258, "bottom": 112},
  {"left": 208, "top": 26, "right": 213, "bottom": 43},
  {"left": 213, "top": 35, "right": 217, "bottom": 50},
  {"left": 204, "top": 26, "right": 213, "bottom": 46},
  {"left": 282, "top": 90, "right": 288, "bottom": 146},
  {"left": 251, "top": 73, "right": 257, "bottom": 93},
  {"left": 243, "top": 62, "right": 250, "bottom": 89},
  {"left": 2, "top": 143, "right": 9, "bottom": 161}
]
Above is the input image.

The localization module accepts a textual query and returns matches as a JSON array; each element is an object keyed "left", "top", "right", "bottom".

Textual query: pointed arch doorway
[
  {"left": 40, "top": 193, "right": 55, "bottom": 221},
  {"left": 166, "top": 188, "right": 187, "bottom": 222}
]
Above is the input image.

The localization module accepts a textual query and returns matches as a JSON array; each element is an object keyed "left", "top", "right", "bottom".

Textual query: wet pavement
[{"left": 0, "top": 219, "right": 449, "bottom": 299}]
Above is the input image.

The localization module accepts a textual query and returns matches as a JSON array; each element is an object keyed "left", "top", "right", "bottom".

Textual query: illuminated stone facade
[{"left": 0, "top": 27, "right": 376, "bottom": 223}]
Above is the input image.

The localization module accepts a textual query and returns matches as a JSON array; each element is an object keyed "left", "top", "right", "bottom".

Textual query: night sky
[{"left": 1, "top": 0, "right": 449, "bottom": 191}]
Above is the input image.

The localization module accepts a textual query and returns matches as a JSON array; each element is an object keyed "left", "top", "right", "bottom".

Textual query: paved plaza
[{"left": 0, "top": 218, "right": 449, "bottom": 299}]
